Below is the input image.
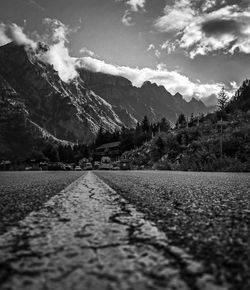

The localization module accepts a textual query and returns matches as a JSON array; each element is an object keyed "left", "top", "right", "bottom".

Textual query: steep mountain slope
[
  {"left": 0, "top": 42, "right": 210, "bottom": 147},
  {"left": 79, "top": 69, "right": 209, "bottom": 126},
  {"left": 0, "top": 42, "right": 122, "bottom": 144},
  {"left": 0, "top": 73, "right": 76, "bottom": 159}
]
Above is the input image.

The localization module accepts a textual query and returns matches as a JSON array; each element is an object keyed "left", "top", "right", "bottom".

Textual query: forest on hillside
[
  {"left": 122, "top": 81, "right": 250, "bottom": 172},
  {"left": 1, "top": 79, "right": 250, "bottom": 171}
]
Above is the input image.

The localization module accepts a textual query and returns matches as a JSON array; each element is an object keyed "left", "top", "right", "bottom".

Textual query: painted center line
[{"left": 0, "top": 172, "right": 226, "bottom": 290}]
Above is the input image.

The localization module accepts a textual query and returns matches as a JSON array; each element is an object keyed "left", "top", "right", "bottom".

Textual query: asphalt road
[
  {"left": 96, "top": 170, "right": 250, "bottom": 290},
  {"left": 0, "top": 171, "right": 84, "bottom": 235},
  {"left": 0, "top": 172, "right": 227, "bottom": 290},
  {"left": 0, "top": 170, "right": 249, "bottom": 290}
]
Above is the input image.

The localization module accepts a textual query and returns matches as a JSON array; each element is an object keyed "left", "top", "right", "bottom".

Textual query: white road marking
[{"left": 0, "top": 172, "right": 227, "bottom": 290}]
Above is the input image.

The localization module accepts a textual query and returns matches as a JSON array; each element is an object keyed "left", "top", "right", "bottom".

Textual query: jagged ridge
[
  {"left": 78, "top": 69, "right": 210, "bottom": 127},
  {"left": 0, "top": 42, "right": 123, "bottom": 144}
]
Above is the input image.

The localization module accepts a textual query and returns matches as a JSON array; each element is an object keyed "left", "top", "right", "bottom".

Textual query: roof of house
[{"left": 96, "top": 141, "right": 121, "bottom": 150}]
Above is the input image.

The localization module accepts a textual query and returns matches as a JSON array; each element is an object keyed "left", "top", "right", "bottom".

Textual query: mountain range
[{"left": 0, "top": 42, "right": 210, "bottom": 144}]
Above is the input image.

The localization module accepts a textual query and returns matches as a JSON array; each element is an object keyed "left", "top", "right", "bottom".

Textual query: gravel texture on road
[
  {"left": 96, "top": 170, "right": 250, "bottom": 290},
  {"left": 0, "top": 172, "right": 226, "bottom": 290},
  {"left": 0, "top": 171, "right": 84, "bottom": 235}
]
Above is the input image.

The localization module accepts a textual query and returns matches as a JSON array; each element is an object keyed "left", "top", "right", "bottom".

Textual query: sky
[{"left": 0, "top": 0, "right": 250, "bottom": 106}]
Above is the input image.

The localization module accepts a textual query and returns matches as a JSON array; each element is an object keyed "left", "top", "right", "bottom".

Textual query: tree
[
  {"left": 152, "top": 123, "right": 159, "bottom": 136},
  {"left": 217, "top": 88, "right": 228, "bottom": 161},
  {"left": 120, "top": 127, "right": 134, "bottom": 152},
  {"left": 190, "top": 113, "right": 194, "bottom": 122},
  {"left": 217, "top": 87, "right": 228, "bottom": 112},
  {"left": 0, "top": 101, "right": 34, "bottom": 161},
  {"left": 159, "top": 118, "right": 170, "bottom": 132},
  {"left": 31, "top": 150, "right": 47, "bottom": 162},
  {"left": 175, "top": 113, "right": 187, "bottom": 128},
  {"left": 43, "top": 144, "right": 59, "bottom": 162},
  {"left": 141, "top": 116, "right": 150, "bottom": 132},
  {"left": 95, "top": 126, "right": 105, "bottom": 147},
  {"left": 151, "top": 136, "right": 166, "bottom": 162},
  {"left": 227, "top": 79, "right": 250, "bottom": 112},
  {"left": 133, "top": 123, "right": 145, "bottom": 147}
]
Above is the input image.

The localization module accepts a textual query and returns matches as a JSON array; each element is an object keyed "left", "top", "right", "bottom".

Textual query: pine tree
[
  {"left": 217, "top": 87, "right": 228, "bottom": 111},
  {"left": 175, "top": 113, "right": 187, "bottom": 128},
  {"left": 141, "top": 116, "right": 150, "bottom": 132},
  {"left": 159, "top": 118, "right": 170, "bottom": 132}
]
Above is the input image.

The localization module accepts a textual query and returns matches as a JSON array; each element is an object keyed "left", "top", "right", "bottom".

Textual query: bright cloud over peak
[
  {"left": 0, "top": 22, "right": 36, "bottom": 48},
  {"left": 76, "top": 57, "right": 223, "bottom": 106},
  {"left": 0, "top": 19, "right": 231, "bottom": 106}
]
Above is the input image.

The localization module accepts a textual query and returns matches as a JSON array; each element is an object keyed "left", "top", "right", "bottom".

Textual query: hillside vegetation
[{"left": 122, "top": 80, "right": 250, "bottom": 172}]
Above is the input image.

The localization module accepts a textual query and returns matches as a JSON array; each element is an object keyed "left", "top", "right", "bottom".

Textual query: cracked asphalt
[
  {"left": 0, "top": 171, "right": 229, "bottom": 290},
  {"left": 96, "top": 170, "right": 250, "bottom": 290},
  {"left": 0, "top": 171, "right": 84, "bottom": 235}
]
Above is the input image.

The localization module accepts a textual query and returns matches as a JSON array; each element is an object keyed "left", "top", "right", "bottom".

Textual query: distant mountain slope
[
  {"left": 0, "top": 42, "right": 210, "bottom": 146},
  {"left": 0, "top": 42, "right": 123, "bottom": 144},
  {"left": 0, "top": 73, "right": 75, "bottom": 159},
  {"left": 79, "top": 69, "right": 209, "bottom": 126}
]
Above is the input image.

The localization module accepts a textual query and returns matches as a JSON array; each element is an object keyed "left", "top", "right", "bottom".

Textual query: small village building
[{"left": 95, "top": 141, "right": 121, "bottom": 161}]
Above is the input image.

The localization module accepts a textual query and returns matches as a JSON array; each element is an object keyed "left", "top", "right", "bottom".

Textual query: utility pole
[{"left": 217, "top": 87, "right": 228, "bottom": 163}]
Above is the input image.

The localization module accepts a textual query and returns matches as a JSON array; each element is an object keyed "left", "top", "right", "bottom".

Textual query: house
[{"left": 95, "top": 141, "right": 121, "bottom": 161}]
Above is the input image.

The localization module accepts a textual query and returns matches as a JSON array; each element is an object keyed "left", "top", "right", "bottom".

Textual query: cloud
[
  {"left": 155, "top": 49, "right": 161, "bottom": 58},
  {"left": 0, "top": 19, "right": 78, "bottom": 83},
  {"left": 122, "top": 10, "right": 134, "bottom": 26},
  {"left": 230, "top": 80, "right": 238, "bottom": 90},
  {"left": 156, "top": 2, "right": 250, "bottom": 57},
  {"left": 38, "top": 18, "right": 78, "bottom": 82},
  {"left": 79, "top": 47, "right": 97, "bottom": 57},
  {"left": 125, "top": 0, "right": 146, "bottom": 12},
  {"left": 182, "top": 5, "right": 250, "bottom": 57},
  {"left": 0, "top": 23, "right": 37, "bottom": 48},
  {"left": 0, "top": 18, "right": 225, "bottom": 105},
  {"left": 201, "top": 18, "right": 240, "bottom": 36},
  {"left": 42, "top": 18, "right": 71, "bottom": 43},
  {"left": 118, "top": 0, "right": 146, "bottom": 26},
  {"left": 0, "top": 24, "right": 11, "bottom": 46},
  {"left": 160, "top": 40, "right": 177, "bottom": 54},
  {"left": 76, "top": 57, "right": 223, "bottom": 106},
  {"left": 147, "top": 44, "right": 161, "bottom": 58},
  {"left": 155, "top": 0, "right": 196, "bottom": 33},
  {"left": 147, "top": 43, "right": 155, "bottom": 51},
  {"left": 40, "top": 42, "right": 78, "bottom": 82},
  {"left": 201, "top": 0, "right": 217, "bottom": 12},
  {"left": 26, "top": 0, "right": 45, "bottom": 11}
]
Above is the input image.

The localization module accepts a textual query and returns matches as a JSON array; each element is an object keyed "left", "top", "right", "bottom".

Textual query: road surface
[
  {"left": 96, "top": 170, "right": 250, "bottom": 290},
  {"left": 0, "top": 171, "right": 84, "bottom": 235},
  {"left": 0, "top": 170, "right": 249, "bottom": 290}
]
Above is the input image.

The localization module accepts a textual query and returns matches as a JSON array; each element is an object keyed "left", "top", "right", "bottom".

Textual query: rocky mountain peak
[
  {"left": 0, "top": 41, "right": 210, "bottom": 144},
  {"left": 0, "top": 42, "right": 123, "bottom": 144},
  {"left": 174, "top": 92, "right": 184, "bottom": 100},
  {"left": 142, "top": 81, "right": 152, "bottom": 87}
]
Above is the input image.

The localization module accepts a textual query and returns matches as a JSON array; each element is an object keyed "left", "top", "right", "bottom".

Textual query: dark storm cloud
[
  {"left": 201, "top": 18, "right": 241, "bottom": 36},
  {"left": 156, "top": 1, "right": 250, "bottom": 57}
]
